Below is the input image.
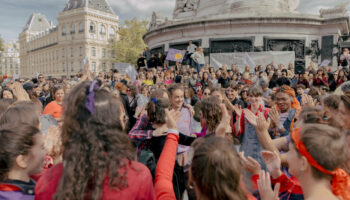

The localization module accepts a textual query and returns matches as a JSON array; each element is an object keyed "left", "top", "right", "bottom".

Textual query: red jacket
[
  {"left": 155, "top": 133, "right": 256, "bottom": 200},
  {"left": 35, "top": 161, "right": 155, "bottom": 200}
]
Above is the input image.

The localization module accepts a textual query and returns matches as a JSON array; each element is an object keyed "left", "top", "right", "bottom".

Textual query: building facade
[
  {"left": 19, "top": 0, "right": 119, "bottom": 78},
  {"left": 0, "top": 42, "right": 20, "bottom": 78},
  {"left": 144, "top": 0, "right": 350, "bottom": 68}
]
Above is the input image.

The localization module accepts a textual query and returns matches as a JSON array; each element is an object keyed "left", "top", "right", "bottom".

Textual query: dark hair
[
  {"left": 0, "top": 99, "right": 15, "bottom": 116},
  {"left": 341, "top": 92, "right": 350, "bottom": 111},
  {"left": 146, "top": 98, "right": 170, "bottom": 124},
  {"left": 0, "top": 88, "right": 14, "bottom": 99},
  {"left": 296, "top": 84, "right": 306, "bottom": 90},
  {"left": 167, "top": 83, "right": 184, "bottom": 97},
  {"left": 200, "top": 96, "right": 222, "bottom": 132},
  {"left": 322, "top": 95, "right": 340, "bottom": 110},
  {"left": 55, "top": 81, "right": 134, "bottom": 200},
  {"left": 0, "top": 101, "right": 42, "bottom": 128},
  {"left": 190, "top": 137, "right": 247, "bottom": 200},
  {"left": 52, "top": 85, "right": 64, "bottom": 99},
  {"left": 0, "top": 123, "right": 40, "bottom": 180}
]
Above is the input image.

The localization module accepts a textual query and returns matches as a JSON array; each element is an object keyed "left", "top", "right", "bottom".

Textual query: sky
[{"left": 0, "top": 0, "right": 349, "bottom": 42}]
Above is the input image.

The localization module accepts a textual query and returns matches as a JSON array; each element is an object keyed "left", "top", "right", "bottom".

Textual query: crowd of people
[{"left": 0, "top": 47, "right": 350, "bottom": 200}]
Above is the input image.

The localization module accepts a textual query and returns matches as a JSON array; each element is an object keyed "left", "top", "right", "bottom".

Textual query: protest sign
[
  {"left": 166, "top": 48, "right": 186, "bottom": 63},
  {"left": 210, "top": 51, "right": 295, "bottom": 71},
  {"left": 113, "top": 63, "right": 137, "bottom": 82}
]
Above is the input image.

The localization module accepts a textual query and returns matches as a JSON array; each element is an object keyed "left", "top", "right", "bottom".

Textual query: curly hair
[
  {"left": 54, "top": 81, "right": 134, "bottom": 200},
  {"left": 200, "top": 96, "right": 222, "bottom": 132},
  {"left": 190, "top": 136, "right": 247, "bottom": 200}
]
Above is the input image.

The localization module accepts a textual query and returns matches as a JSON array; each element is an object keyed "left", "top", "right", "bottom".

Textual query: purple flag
[{"left": 166, "top": 48, "right": 186, "bottom": 62}]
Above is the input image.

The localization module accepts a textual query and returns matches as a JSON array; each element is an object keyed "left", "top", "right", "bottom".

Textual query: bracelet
[
  {"left": 167, "top": 129, "right": 179, "bottom": 135},
  {"left": 277, "top": 124, "right": 284, "bottom": 131}
]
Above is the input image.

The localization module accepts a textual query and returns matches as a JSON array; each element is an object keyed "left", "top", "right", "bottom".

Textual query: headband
[
  {"left": 292, "top": 128, "right": 350, "bottom": 199},
  {"left": 85, "top": 80, "right": 99, "bottom": 114}
]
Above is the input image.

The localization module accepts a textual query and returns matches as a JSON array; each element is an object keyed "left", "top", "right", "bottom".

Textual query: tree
[
  {"left": 113, "top": 18, "right": 148, "bottom": 64},
  {"left": 0, "top": 36, "right": 4, "bottom": 52}
]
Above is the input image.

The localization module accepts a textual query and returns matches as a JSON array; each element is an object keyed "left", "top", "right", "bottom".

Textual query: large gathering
[
  {"left": 1, "top": 0, "right": 350, "bottom": 199},
  {"left": 1, "top": 42, "right": 350, "bottom": 199}
]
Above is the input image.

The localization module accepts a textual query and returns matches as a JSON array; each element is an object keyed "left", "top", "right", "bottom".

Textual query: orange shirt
[{"left": 43, "top": 101, "right": 62, "bottom": 119}]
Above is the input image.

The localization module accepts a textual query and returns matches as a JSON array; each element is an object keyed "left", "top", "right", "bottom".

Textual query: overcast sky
[{"left": 0, "top": 0, "right": 348, "bottom": 42}]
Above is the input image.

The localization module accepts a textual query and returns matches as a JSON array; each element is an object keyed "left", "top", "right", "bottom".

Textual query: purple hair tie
[{"left": 85, "top": 80, "right": 99, "bottom": 114}]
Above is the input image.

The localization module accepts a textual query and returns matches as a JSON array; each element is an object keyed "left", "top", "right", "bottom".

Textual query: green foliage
[
  {"left": 0, "top": 37, "right": 4, "bottom": 52},
  {"left": 113, "top": 18, "right": 148, "bottom": 64}
]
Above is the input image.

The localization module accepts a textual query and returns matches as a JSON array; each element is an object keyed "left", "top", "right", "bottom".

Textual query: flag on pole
[
  {"left": 244, "top": 52, "right": 256, "bottom": 70},
  {"left": 166, "top": 48, "right": 186, "bottom": 62}
]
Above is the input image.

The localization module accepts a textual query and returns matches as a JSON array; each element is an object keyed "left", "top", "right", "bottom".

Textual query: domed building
[{"left": 143, "top": 0, "right": 350, "bottom": 67}]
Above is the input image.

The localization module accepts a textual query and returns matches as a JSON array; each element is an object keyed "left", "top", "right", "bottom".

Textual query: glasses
[
  {"left": 242, "top": 90, "right": 248, "bottom": 93},
  {"left": 38, "top": 76, "right": 44, "bottom": 79}
]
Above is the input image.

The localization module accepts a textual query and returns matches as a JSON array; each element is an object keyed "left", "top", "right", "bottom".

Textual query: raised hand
[
  {"left": 153, "top": 124, "right": 168, "bottom": 137},
  {"left": 184, "top": 104, "right": 195, "bottom": 117},
  {"left": 301, "top": 94, "right": 317, "bottom": 107},
  {"left": 261, "top": 150, "right": 282, "bottom": 179},
  {"left": 244, "top": 109, "right": 257, "bottom": 126},
  {"left": 256, "top": 112, "right": 271, "bottom": 133},
  {"left": 165, "top": 109, "right": 180, "bottom": 131},
  {"left": 11, "top": 82, "right": 30, "bottom": 101},
  {"left": 240, "top": 151, "right": 261, "bottom": 175},
  {"left": 232, "top": 104, "right": 242, "bottom": 117},
  {"left": 44, "top": 126, "right": 62, "bottom": 165},
  {"left": 215, "top": 103, "right": 231, "bottom": 137},
  {"left": 269, "top": 106, "right": 280, "bottom": 127},
  {"left": 258, "top": 171, "right": 280, "bottom": 200}
]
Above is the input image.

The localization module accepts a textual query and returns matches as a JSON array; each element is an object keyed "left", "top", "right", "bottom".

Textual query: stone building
[
  {"left": 19, "top": 0, "right": 119, "bottom": 78},
  {"left": 0, "top": 42, "right": 20, "bottom": 78},
  {"left": 144, "top": 0, "right": 350, "bottom": 68}
]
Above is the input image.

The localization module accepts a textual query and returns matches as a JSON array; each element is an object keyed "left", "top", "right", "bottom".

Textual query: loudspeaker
[{"left": 294, "top": 60, "right": 305, "bottom": 74}]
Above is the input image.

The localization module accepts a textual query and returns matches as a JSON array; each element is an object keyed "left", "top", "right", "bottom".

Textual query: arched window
[
  {"left": 109, "top": 27, "right": 115, "bottom": 36},
  {"left": 100, "top": 25, "right": 106, "bottom": 35},
  {"left": 79, "top": 22, "right": 84, "bottom": 33},
  {"left": 70, "top": 24, "right": 75, "bottom": 34},
  {"left": 62, "top": 26, "right": 66, "bottom": 36},
  {"left": 89, "top": 22, "right": 95, "bottom": 33}
]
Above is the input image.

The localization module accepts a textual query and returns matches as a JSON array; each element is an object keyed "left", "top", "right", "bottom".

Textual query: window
[
  {"left": 79, "top": 22, "right": 84, "bottom": 33},
  {"left": 70, "top": 24, "right": 75, "bottom": 34},
  {"left": 91, "top": 47, "right": 96, "bottom": 56},
  {"left": 111, "top": 50, "right": 115, "bottom": 58},
  {"left": 89, "top": 22, "right": 95, "bottom": 33},
  {"left": 102, "top": 63, "right": 106, "bottom": 71},
  {"left": 102, "top": 48, "right": 106, "bottom": 57},
  {"left": 92, "top": 62, "right": 96, "bottom": 72},
  {"left": 79, "top": 47, "right": 83, "bottom": 56},
  {"left": 62, "top": 26, "right": 66, "bottom": 36},
  {"left": 71, "top": 62, "right": 74, "bottom": 72},
  {"left": 71, "top": 47, "right": 73, "bottom": 57},
  {"left": 109, "top": 27, "right": 115, "bottom": 36},
  {"left": 100, "top": 25, "right": 106, "bottom": 35},
  {"left": 62, "top": 48, "right": 65, "bottom": 57}
]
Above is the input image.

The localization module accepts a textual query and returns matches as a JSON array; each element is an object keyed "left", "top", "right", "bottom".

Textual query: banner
[
  {"left": 210, "top": 51, "right": 295, "bottom": 71},
  {"left": 166, "top": 48, "right": 186, "bottom": 63},
  {"left": 113, "top": 63, "right": 137, "bottom": 83}
]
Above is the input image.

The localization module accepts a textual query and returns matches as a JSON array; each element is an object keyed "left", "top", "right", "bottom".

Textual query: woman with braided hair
[{"left": 35, "top": 81, "right": 155, "bottom": 200}]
